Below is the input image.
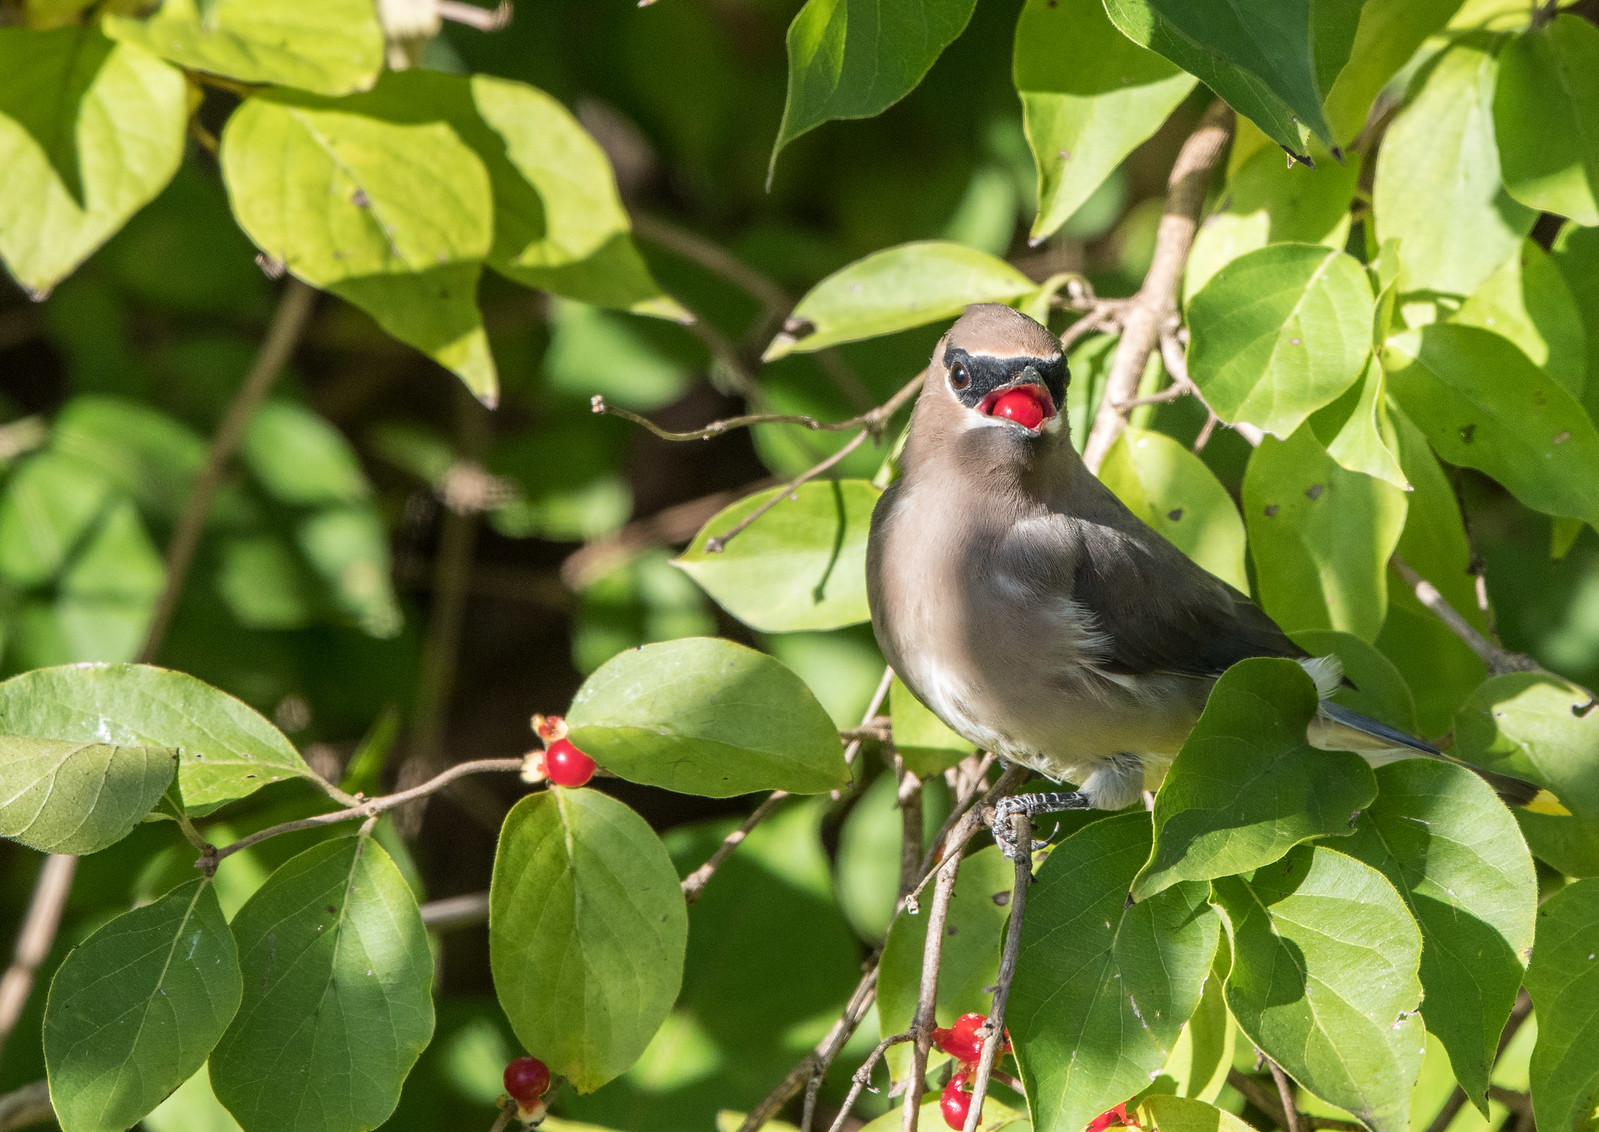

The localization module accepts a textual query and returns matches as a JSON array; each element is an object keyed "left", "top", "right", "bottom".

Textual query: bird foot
[{"left": 989, "top": 792, "right": 1091, "bottom": 860}]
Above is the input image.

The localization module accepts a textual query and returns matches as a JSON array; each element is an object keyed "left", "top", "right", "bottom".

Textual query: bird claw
[{"left": 989, "top": 792, "right": 1093, "bottom": 860}]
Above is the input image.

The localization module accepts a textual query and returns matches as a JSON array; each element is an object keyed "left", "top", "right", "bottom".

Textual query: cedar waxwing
[{"left": 866, "top": 304, "right": 1553, "bottom": 847}]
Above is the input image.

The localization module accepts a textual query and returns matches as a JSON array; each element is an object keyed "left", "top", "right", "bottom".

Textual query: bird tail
[{"left": 1309, "top": 697, "right": 1568, "bottom": 815}]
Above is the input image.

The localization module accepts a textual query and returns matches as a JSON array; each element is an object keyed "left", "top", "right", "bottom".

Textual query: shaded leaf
[
  {"left": 491, "top": 790, "right": 687, "bottom": 1093},
  {"left": 210, "top": 837, "right": 433, "bottom": 1132},
  {"left": 1553, "top": 223, "right": 1599, "bottom": 423},
  {"left": 1013, "top": 0, "right": 1194, "bottom": 243},
  {"left": 675, "top": 480, "right": 878, "bottom": 633},
  {"left": 762, "top": 242, "right": 1035, "bottom": 360},
  {"left": 0, "top": 663, "right": 314, "bottom": 814},
  {"left": 241, "top": 400, "right": 371, "bottom": 507},
  {"left": 1373, "top": 39, "right": 1536, "bottom": 296},
  {"left": 567, "top": 638, "right": 847, "bottom": 797},
  {"left": 1338, "top": 761, "right": 1536, "bottom": 1111},
  {"left": 1147, "top": 949, "right": 1234, "bottom": 1104},
  {"left": 1010, "top": 812, "right": 1219, "bottom": 1132},
  {"left": 891, "top": 675, "right": 976, "bottom": 778},
  {"left": 1134, "top": 658, "right": 1376, "bottom": 901},
  {"left": 1321, "top": 0, "right": 1465, "bottom": 145},
  {"left": 1188, "top": 244, "right": 1373, "bottom": 439},
  {"left": 770, "top": 0, "right": 978, "bottom": 182},
  {"left": 1215, "top": 845, "right": 1424, "bottom": 1132},
  {"left": 1453, "top": 239, "right": 1587, "bottom": 399},
  {"left": 0, "top": 737, "right": 174, "bottom": 855},
  {"left": 104, "top": 0, "right": 383, "bottom": 97},
  {"left": 1099, "top": 426, "right": 1248, "bottom": 590},
  {"left": 1524, "top": 878, "right": 1599, "bottom": 1132},
  {"left": 1383, "top": 324, "right": 1599, "bottom": 526},
  {"left": 1243, "top": 425, "right": 1408, "bottom": 642},
  {"left": 1289, "top": 628, "right": 1419, "bottom": 736},
  {"left": 0, "top": 27, "right": 186, "bottom": 294},
  {"left": 45, "top": 880, "right": 241, "bottom": 1132},
  {"left": 1143, "top": 1096, "right": 1254, "bottom": 1132},
  {"left": 1494, "top": 15, "right": 1599, "bottom": 226},
  {"left": 0, "top": 450, "right": 112, "bottom": 587}
]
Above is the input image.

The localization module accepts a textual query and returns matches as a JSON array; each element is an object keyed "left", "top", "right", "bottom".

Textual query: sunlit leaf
[
  {"left": 1321, "top": 0, "right": 1465, "bottom": 145},
  {"left": 1523, "top": 878, "right": 1599, "bottom": 1132},
  {"left": 567, "top": 637, "right": 848, "bottom": 797},
  {"left": 1494, "top": 15, "right": 1599, "bottom": 226},
  {"left": 676, "top": 480, "right": 878, "bottom": 633},
  {"left": 1453, "top": 240, "right": 1587, "bottom": 399},
  {"left": 1308, "top": 356, "right": 1409, "bottom": 491},
  {"left": 491, "top": 790, "right": 687, "bottom": 1093},
  {"left": 1013, "top": 0, "right": 1193, "bottom": 243},
  {"left": 890, "top": 675, "right": 976, "bottom": 778},
  {"left": 1134, "top": 658, "right": 1376, "bottom": 901},
  {"left": 762, "top": 242, "right": 1034, "bottom": 360},
  {"left": 1011, "top": 812, "right": 1219, "bottom": 1132},
  {"left": 1215, "top": 845, "right": 1424, "bottom": 1132},
  {"left": 0, "top": 737, "right": 174, "bottom": 854},
  {"left": 1142, "top": 1096, "right": 1254, "bottom": 1132},
  {"left": 45, "top": 880, "right": 241, "bottom": 1132}
]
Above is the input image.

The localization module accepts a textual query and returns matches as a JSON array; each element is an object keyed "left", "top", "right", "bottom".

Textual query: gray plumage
[{"left": 867, "top": 304, "right": 1543, "bottom": 812}]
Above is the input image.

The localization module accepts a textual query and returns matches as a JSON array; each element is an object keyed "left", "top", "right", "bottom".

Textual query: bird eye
[{"left": 950, "top": 362, "right": 970, "bottom": 390}]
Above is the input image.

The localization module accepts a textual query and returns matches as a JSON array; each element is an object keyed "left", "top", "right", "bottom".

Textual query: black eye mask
[{"left": 942, "top": 345, "right": 1069, "bottom": 411}]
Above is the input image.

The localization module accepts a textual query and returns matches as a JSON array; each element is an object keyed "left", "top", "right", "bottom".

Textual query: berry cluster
[
  {"left": 527, "top": 714, "right": 597, "bottom": 787},
  {"left": 503, "top": 1055, "right": 551, "bottom": 1125},
  {"left": 931, "top": 1014, "right": 1010, "bottom": 1129}
]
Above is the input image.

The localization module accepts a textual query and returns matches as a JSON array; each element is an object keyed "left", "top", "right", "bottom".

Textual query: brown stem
[
  {"left": 823, "top": 1033, "right": 915, "bottom": 1132},
  {"left": 897, "top": 766, "right": 924, "bottom": 906},
  {"left": 681, "top": 791, "right": 790, "bottom": 904},
  {"left": 1226, "top": 1070, "right": 1364, "bottom": 1131},
  {"left": 1268, "top": 1059, "right": 1304, "bottom": 1132},
  {"left": 203, "top": 757, "right": 526, "bottom": 868},
  {"left": 960, "top": 810, "right": 1032, "bottom": 1132},
  {"left": 0, "top": 854, "right": 77, "bottom": 1065},
  {"left": 1082, "top": 102, "right": 1234, "bottom": 474},
  {"left": 1389, "top": 555, "right": 1539, "bottom": 677},
  {"left": 140, "top": 278, "right": 318, "bottom": 662},
  {"left": 486, "top": 1097, "right": 518, "bottom": 1132},
  {"left": 0, "top": 1081, "right": 52, "bottom": 1132}
]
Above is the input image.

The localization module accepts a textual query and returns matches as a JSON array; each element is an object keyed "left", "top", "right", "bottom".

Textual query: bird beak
[{"left": 975, "top": 364, "right": 1057, "bottom": 430}]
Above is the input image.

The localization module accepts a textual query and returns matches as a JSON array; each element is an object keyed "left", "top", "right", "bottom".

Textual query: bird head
[{"left": 929, "top": 304, "right": 1068, "bottom": 437}]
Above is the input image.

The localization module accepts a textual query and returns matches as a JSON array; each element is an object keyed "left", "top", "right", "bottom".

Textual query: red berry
[
  {"left": 503, "top": 1056, "right": 550, "bottom": 1104},
  {"left": 990, "top": 388, "right": 1047, "bottom": 430},
  {"left": 545, "top": 738, "right": 596, "bottom": 787},
  {"left": 934, "top": 1013, "right": 990, "bottom": 1063},
  {"left": 1086, "top": 1102, "right": 1137, "bottom": 1132},
  {"left": 941, "top": 1074, "right": 976, "bottom": 1130}
]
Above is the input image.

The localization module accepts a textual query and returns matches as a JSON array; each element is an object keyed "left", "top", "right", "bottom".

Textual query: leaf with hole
[
  {"left": 45, "top": 879, "right": 241, "bottom": 1132},
  {"left": 491, "top": 789, "right": 687, "bottom": 1093}
]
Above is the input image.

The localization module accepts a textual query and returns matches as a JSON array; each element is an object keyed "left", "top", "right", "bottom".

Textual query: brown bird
[{"left": 866, "top": 304, "right": 1553, "bottom": 847}]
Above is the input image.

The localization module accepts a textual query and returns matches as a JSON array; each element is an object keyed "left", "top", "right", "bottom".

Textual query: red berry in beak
[
  {"left": 545, "top": 739, "right": 596, "bottom": 787},
  {"left": 990, "top": 387, "right": 1047, "bottom": 430}
]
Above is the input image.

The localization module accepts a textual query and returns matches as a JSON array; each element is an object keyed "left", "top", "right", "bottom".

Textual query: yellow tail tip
[{"left": 1525, "top": 789, "right": 1571, "bottom": 817}]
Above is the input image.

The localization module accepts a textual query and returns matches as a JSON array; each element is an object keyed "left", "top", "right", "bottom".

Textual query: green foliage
[
  {"left": 1524, "top": 878, "right": 1599, "bottom": 1132},
  {"left": 1494, "top": 15, "right": 1599, "bottom": 226},
  {"left": 0, "top": 737, "right": 174, "bottom": 854}
]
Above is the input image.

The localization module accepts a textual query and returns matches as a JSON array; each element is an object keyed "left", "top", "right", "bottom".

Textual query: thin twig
[
  {"left": 705, "top": 429, "right": 871, "bottom": 553},
  {"left": 897, "top": 765, "right": 924, "bottom": 906},
  {"left": 561, "top": 486, "right": 757, "bottom": 590},
  {"left": 1226, "top": 1070, "right": 1365, "bottom": 1131},
  {"left": 634, "top": 213, "right": 791, "bottom": 320},
  {"left": 0, "top": 1081, "right": 51, "bottom": 1132},
  {"left": 847, "top": 670, "right": 897, "bottom": 772},
  {"left": 420, "top": 891, "right": 491, "bottom": 931},
  {"left": 682, "top": 792, "right": 790, "bottom": 903},
  {"left": 0, "top": 853, "right": 77, "bottom": 1064},
  {"left": 1268, "top": 1059, "right": 1304, "bottom": 1132},
  {"left": 140, "top": 279, "right": 317, "bottom": 662},
  {"left": 1389, "top": 556, "right": 1539, "bottom": 677},
  {"left": 824, "top": 1034, "right": 916, "bottom": 1132},
  {"left": 961, "top": 810, "right": 1032, "bottom": 1132},
  {"left": 486, "top": 1097, "right": 518, "bottom": 1132},
  {"left": 203, "top": 758, "right": 526, "bottom": 869},
  {"left": 1082, "top": 102, "right": 1234, "bottom": 474}
]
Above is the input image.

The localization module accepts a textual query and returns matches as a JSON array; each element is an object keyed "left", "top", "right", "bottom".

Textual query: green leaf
[
  {"left": 241, "top": 400, "right": 371, "bottom": 507},
  {"left": 1013, "top": 0, "right": 1194, "bottom": 243},
  {"left": 0, "top": 737, "right": 174, "bottom": 854},
  {"left": 1099, "top": 426, "right": 1248, "bottom": 590},
  {"left": 1142, "top": 1097, "right": 1255, "bottom": 1132},
  {"left": 675, "top": 480, "right": 878, "bottom": 633},
  {"left": 0, "top": 27, "right": 186, "bottom": 295},
  {"left": 1454, "top": 672, "right": 1599, "bottom": 878},
  {"left": 1383, "top": 324, "right": 1599, "bottom": 526},
  {"left": 1494, "top": 15, "right": 1599, "bottom": 226},
  {"left": 1134, "top": 658, "right": 1377, "bottom": 901},
  {"left": 1553, "top": 224, "right": 1599, "bottom": 424},
  {"left": 1524, "top": 878, "right": 1599, "bottom": 1132},
  {"left": 1184, "top": 145, "right": 1360, "bottom": 298},
  {"left": 1102, "top": 0, "right": 1360, "bottom": 158},
  {"left": 1322, "top": 0, "right": 1465, "bottom": 146},
  {"left": 45, "top": 879, "right": 241, "bottom": 1132},
  {"left": 103, "top": 0, "right": 382, "bottom": 97},
  {"left": 52, "top": 395, "right": 207, "bottom": 523},
  {"left": 1242, "top": 425, "right": 1408, "bottom": 641},
  {"left": 491, "top": 790, "right": 687, "bottom": 1093},
  {"left": 835, "top": 771, "right": 944, "bottom": 943},
  {"left": 1148, "top": 951, "right": 1235, "bottom": 1103},
  {"left": 295, "top": 506, "right": 403, "bottom": 639},
  {"left": 1453, "top": 239, "right": 1587, "bottom": 399},
  {"left": 1337, "top": 760, "right": 1536, "bottom": 1112},
  {"left": 1010, "top": 812, "right": 1219, "bottom": 1132},
  {"left": 762, "top": 241, "right": 1035, "bottom": 360},
  {"left": 1214, "top": 846, "right": 1425, "bottom": 1132},
  {"left": 471, "top": 75, "right": 686, "bottom": 321},
  {"left": 878, "top": 844, "right": 1013, "bottom": 1078},
  {"left": 48, "top": 499, "right": 167, "bottom": 664},
  {"left": 769, "top": 0, "right": 978, "bottom": 183},
  {"left": 566, "top": 637, "right": 849, "bottom": 797},
  {"left": 219, "top": 82, "right": 497, "bottom": 402},
  {"left": 210, "top": 836, "right": 433, "bottom": 1132},
  {"left": 1309, "top": 356, "right": 1409, "bottom": 491},
  {"left": 1187, "top": 244, "right": 1374, "bottom": 439},
  {"left": 0, "top": 663, "right": 314, "bottom": 814},
  {"left": 0, "top": 450, "right": 112, "bottom": 587},
  {"left": 1373, "top": 39, "right": 1537, "bottom": 296},
  {"left": 861, "top": 1093, "right": 1030, "bottom": 1132},
  {"left": 890, "top": 675, "right": 976, "bottom": 778}
]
